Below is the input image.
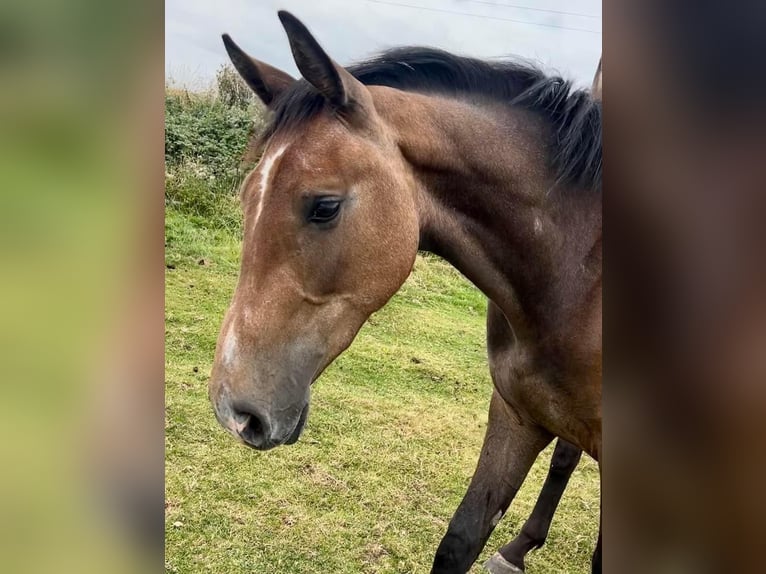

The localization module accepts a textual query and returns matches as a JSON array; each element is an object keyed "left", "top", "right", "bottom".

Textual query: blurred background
[{"left": 0, "top": 0, "right": 162, "bottom": 572}]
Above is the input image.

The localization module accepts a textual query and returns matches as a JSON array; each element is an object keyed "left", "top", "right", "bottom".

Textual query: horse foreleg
[
  {"left": 484, "top": 439, "right": 582, "bottom": 573},
  {"left": 591, "top": 474, "right": 601, "bottom": 574},
  {"left": 431, "top": 391, "right": 552, "bottom": 574},
  {"left": 591, "top": 521, "right": 602, "bottom": 574}
]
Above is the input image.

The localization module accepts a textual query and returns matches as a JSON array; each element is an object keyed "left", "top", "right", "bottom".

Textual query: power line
[
  {"left": 463, "top": 0, "right": 600, "bottom": 20},
  {"left": 363, "top": 0, "right": 601, "bottom": 34}
]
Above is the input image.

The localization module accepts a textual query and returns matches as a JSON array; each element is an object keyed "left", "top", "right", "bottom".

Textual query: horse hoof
[{"left": 483, "top": 552, "right": 524, "bottom": 574}]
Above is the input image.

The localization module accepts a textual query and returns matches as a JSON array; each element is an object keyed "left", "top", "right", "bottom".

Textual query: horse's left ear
[
  {"left": 278, "top": 10, "right": 371, "bottom": 115},
  {"left": 222, "top": 34, "right": 295, "bottom": 107}
]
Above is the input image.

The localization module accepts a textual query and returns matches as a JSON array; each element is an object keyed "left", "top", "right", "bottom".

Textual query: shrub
[
  {"left": 165, "top": 68, "right": 268, "bottom": 231},
  {"left": 216, "top": 65, "right": 254, "bottom": 109},
  {"left": 164, "top": 91, "right": 255, "bottom": 176}
]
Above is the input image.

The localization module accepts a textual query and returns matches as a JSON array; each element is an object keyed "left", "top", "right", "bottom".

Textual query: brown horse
[
  {"left": 483, "top": 56, "right": 603, "bottom": 574},
  {"left": 208, "top": 11, "right": 602, "bottom": 574}
]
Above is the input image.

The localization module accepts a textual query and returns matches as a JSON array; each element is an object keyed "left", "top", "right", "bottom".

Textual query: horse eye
[{"left": 307, "top": 198, "right": 342, "bottom": 224}]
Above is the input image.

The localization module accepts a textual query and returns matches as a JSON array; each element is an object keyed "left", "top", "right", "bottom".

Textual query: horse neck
[{"left": 376, "top": 88, "right": 601, "bottom": 342}]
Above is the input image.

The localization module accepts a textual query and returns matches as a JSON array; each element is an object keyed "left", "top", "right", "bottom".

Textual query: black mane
[{"left": 264, "top": 47, "right": 601, "bottom": 192}]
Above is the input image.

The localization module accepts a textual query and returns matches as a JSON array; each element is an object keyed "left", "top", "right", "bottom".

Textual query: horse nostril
[
  {"left": 242, "top": 413, "right": 263, "bottom": 439},
  {"left": 232, "top": 407, "right": 271, "bottom": 448}
]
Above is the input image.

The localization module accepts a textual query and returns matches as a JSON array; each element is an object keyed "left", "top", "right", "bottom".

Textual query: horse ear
[
  {"left": 222, "top": 34, "right": 295, "bottom": 107},
  {"left": 592, "top": 57, "right": 602, "bottom": 101},
  {"left": 277, "top": 10, "right": 369, "bottom": 114}
]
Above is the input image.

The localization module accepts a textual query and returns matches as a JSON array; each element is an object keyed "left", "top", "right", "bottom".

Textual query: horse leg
[
  {"left": 591, "top": 480, "right": 601, "bottom": 574},
  {"left": 591, "top": 522, "right": 602, "bottom": 574},
  {"left": 484, "top": 439, "right": 583, "bottom": 573},
  {"left": 431, "top": 391, "right": 552, "bottom": 574}
]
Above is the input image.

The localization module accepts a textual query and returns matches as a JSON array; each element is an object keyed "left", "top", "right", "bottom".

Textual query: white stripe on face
[
  {"left": 222, "top": 322, "right": 239, "bottom": 367},
  {"left": 252, "top": 144, "right": 288, "bottom": 228}
]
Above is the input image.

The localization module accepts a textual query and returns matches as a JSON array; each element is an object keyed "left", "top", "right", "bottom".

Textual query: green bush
[
  {"left": 165, "top": 67, "right": 268, "bottom": 231},
  {"left": 216, "top": 64, "right": 254, "bottom": 109},
  {"left": 164, "top": 91, "right": 256, "bottom": 176}
]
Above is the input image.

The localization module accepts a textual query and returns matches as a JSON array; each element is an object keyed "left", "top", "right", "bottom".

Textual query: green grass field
[{"left": 165, "top": 208, "right": 599, "bottom": 573}]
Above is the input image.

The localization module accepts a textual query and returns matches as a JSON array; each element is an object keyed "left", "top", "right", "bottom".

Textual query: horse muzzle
[{"left": 213, "top": 393, "right": 310, "bottom": 451}]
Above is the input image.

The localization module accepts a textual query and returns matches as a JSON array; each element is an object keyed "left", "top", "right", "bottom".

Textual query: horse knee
[{"left": 549, "top": 441, "right": 582, "bottom": 475}]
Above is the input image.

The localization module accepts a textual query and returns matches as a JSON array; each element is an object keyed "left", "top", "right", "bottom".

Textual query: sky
[{"left": 165, "top": 0, "right": 601, "bottom": 90}]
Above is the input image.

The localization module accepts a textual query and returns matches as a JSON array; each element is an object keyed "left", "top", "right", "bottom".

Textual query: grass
[{"left": 165, "top": 208, "right": 599, "bottom": 573}]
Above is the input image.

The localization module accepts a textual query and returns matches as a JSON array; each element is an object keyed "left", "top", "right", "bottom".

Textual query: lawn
[{"left": 164, "top": 207, "right": 599, "bottom": 573}]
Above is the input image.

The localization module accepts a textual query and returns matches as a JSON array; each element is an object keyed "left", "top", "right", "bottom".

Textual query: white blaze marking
[
  {"left": 253, "top": 144, "right": 288, "bottom": 228},
  {"left": 222, "top": 323, "right": 239, "bottom": 367},
  {"left": 490, "top": 510, "right": 503, "bottom": 527},
  {"left": 534, "top": 216, "right": 543, "bottom": 233}
]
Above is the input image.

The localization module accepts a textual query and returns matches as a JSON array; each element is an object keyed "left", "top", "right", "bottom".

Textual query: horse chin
[{"left": 284, "top": 402, "right": 310, "bottom": 445}]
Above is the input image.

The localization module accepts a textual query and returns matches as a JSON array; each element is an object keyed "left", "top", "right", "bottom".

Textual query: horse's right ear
[
  {"left": 592, "top": 56, "right": 602, "bottom": 101},
  {"left": 222, "top": 34, "right": 295, "bottom": 107}
]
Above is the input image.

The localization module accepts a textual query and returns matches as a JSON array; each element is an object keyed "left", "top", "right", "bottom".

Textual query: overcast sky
[{"left": 166, "top": 0, "right": 601, "bottom": 90}]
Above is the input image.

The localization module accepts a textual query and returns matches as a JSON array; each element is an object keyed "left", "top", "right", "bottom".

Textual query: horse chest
[{"left": 491, "top": 341, "right": 601, "bottom": 459}]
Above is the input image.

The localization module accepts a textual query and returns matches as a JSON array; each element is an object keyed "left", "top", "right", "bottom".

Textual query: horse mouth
[{"left": 284, "top": 402, "right": 310, "bottom": 445}]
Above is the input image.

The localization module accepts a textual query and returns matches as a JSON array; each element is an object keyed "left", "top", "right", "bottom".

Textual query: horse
[
  {"left": 208, "top": 11, "right": 602, "bottom": 574},
  {"left": 483, "top": 55, "right": 603, "bottom": 574}
]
